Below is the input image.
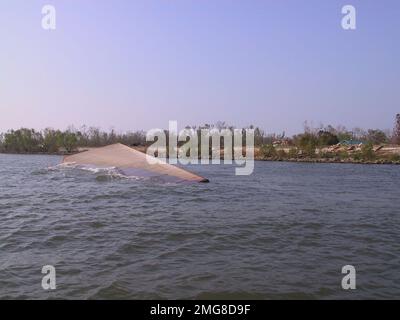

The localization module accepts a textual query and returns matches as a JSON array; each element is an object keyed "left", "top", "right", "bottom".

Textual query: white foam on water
[{"left": 49, "top": 162, "right": 145, "bottom": 181}]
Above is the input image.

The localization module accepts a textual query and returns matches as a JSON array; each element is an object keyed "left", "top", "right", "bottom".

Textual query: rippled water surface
[{"left": 0, "top": 154, "right": 399, "bottom": 299}]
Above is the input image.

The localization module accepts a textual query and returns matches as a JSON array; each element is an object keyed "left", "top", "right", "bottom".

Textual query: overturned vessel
[{"left": 62, "top": 143, "right": 209, "bottom": 183}]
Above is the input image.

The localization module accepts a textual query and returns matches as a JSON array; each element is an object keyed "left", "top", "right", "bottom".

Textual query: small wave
[
  {"left": 195, "top": 291, "right": 267, "bottom": 300},
  {"left": 95, "top": 174, "right": 130, "bottom": 182},
  {"left": 46, "top": 162, "right": 191, "bottom": 184},
  {"left": 49, "top": 162, "right": 143, "bottom": 181},
  {"left": 80, "top": 166, "right": 118, "bottom": 174},
  {"left": 31, "top": 169, "right": 50, "bottom": 175}
]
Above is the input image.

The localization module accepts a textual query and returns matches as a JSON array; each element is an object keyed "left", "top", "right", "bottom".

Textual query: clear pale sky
[{"left": 1, "top": 0, "right": 399, "bottom": 134}]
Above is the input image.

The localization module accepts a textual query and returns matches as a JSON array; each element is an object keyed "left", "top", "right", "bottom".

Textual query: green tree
[
  {"left": 42, "top": 128, "right": 61, "bottom": 153},
  {"left": 3, "top": 128, "right": 42, "bottom": 153},
  {"left": 365, "top": 129, "right": 388, "bottom": 144},
  {"left": 60, "top": 131, "right": 78, "bottom": 153},
  {"left": 317, "top": 130, "right": 339, "bottom": 146},
  {"left": 293, "top": 132, "right": 318, "bottom": 157},
  {"left": 361, "top": 142, "right": 375, "bottom": 160},
  {"left": 260, "top": 144, "right": 277, "bottom": 158}
]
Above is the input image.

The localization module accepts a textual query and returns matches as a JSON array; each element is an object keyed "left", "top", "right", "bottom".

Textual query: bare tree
[{"left": 394, "top": 114, "right": 400, "bottom": 144}]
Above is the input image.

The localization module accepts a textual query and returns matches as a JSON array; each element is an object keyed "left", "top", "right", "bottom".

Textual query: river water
[{"left": 0, "top": 154, "right": 399, "bottom": 299}]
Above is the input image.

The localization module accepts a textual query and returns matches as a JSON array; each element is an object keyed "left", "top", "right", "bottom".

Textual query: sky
[{"left": 0, "top": 0, "right": 399, "bottom": 135}]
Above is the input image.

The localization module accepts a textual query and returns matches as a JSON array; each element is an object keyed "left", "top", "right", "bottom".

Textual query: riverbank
[
  {"left": 2, "top": 146, "right": 400, "bottom": 165},
  {"left": 257, "top": 157, "right": 400, "bottom": 165},
  {"left": 254, "top": 144, "right": 400, "bottom": 165}
]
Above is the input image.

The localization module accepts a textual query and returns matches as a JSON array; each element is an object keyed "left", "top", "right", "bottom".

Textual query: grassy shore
[
  {"left": 253, "top": 144, "right": 400, "bottom": 165},
  {"left": 256, "top": 157, "right": 400, "bottom": 165},
  {"left": 2, "top": 144, "right": 400, "bottom": 165}
]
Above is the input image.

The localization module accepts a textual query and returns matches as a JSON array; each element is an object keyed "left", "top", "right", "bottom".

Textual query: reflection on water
[{"left": 0, "top": 154, "right": 399, "bottom": 299}]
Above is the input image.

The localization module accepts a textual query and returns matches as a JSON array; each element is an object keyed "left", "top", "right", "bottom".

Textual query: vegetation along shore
[{"left": 1, "top": 115, "right": 400, "bottom": 165}]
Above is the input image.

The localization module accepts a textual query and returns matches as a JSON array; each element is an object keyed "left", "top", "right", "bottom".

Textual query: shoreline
[
  {"left": 0, "top": 151, "right": 70, "bottom": 156},
  {"left": 257, "top": 157, "right": 400, "bottom": 165},
  {"left": 1, "top": 151, "right": 400, "bottom": 165}
]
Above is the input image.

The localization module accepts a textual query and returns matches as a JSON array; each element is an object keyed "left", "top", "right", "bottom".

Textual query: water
[{"left": 0, "top": 154, "right": 399, "bottom": 299}]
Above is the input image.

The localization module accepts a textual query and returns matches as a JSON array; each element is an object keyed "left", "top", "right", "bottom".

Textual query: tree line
[
  {"left": 0, "top": 115, "right": 399, "bottom": 154},
  {"left": 0, "top": 127, "right": 146, "bottom": 154}
]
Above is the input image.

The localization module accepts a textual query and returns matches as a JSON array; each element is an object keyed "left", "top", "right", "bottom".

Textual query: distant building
[
  {"left": 272, "top": 139, "right": 290, "bottom": 147},
  {"left": 339, "top": 139, "right": 364, "bottom": 146}
]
